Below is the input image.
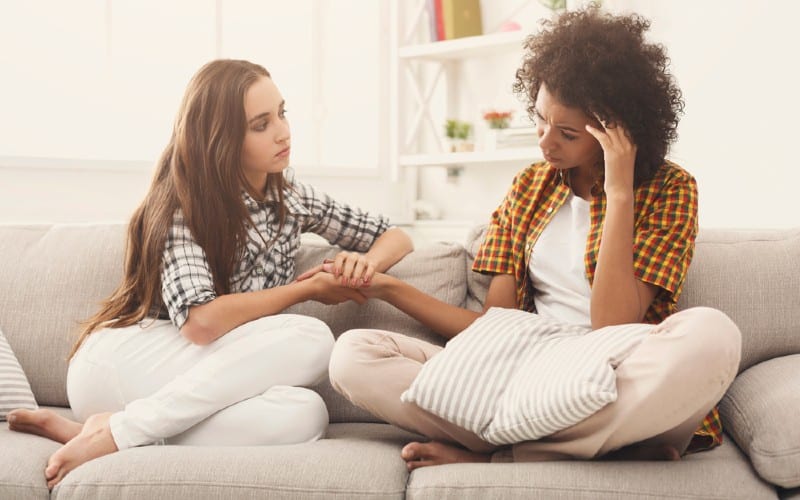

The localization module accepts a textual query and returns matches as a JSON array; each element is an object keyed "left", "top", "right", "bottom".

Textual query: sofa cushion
[
  {"left": 676, "top": 228, "right": 800, "bottom": 372},
  {"left": 53, "top": 423, "right": 416, "bottom": 500},
  {"left": 0, "top": 224, "right": 127, "bottom": 407},
  {"left": 719, "top": 354, "right": 800, "bottom": 488},
  {"left": 407, "top": 440, "right": 776, "bottom": 500},
  {"left": 0, "top": 406, "right": 70, "bottom": 500},
  {"left": 0, "top": 327, "right": 38, "bottom": 419}
]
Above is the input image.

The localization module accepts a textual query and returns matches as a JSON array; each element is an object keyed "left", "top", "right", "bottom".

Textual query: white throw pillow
[
  {"left": 401, "top": 308, "right": 652, "bottom": 445},
  {"left": 0, "top": 327, "right": 38, "bottom": 420}
]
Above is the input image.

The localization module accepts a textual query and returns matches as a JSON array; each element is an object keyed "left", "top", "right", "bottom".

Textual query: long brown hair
[{"left": 71, "top": 59, "right": 286, "bottom": 358}]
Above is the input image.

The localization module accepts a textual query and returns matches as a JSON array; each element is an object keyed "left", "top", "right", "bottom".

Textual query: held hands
[
  {"left": 299, "top": 271, "right": 368, "bottom": 306},
  {"left": 295, "top": 251, "right": 380, "bottom": 305},
  {"left": 296, "top": 251, "right": 377, "bottom": 287},
  {"left": 585, "top": 116, "right": 637, "bottom": 197}
]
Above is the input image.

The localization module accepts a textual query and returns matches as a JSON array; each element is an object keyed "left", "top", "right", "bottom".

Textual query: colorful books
[{"left": 426, "top": 0, "right": 483, "bottom": 42}]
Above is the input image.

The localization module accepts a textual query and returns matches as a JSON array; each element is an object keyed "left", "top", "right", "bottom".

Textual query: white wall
[
  {"left": 0, "top": 0, "right": 404, "bottom": 225},
  {"left": 419, "top": 0, "right": 800, "bottom": 230},
  {"left": 3, "top": 1, "right": 799, "bottom": 230}
]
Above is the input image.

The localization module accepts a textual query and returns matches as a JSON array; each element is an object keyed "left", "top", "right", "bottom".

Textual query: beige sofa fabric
[
  {"left": 406, "top": 441, "right": 776, "bottom": 500},
  {"left": 677, "top": 229, "right": 800, "bottom": 372},
  {"left": 0, "top": 224, "right": 126, "bottom": 407},
  {"left": 0, "top": 421, "right": 59, "bottom": 499},
  {"left": 720, "top": 354, "right": 800, "bottom": 488},
  {"left": 53, "top": 423, "right": 415, "bottom": 500}
]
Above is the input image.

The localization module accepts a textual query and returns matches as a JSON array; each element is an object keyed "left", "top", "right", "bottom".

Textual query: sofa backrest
[
  {"left": 675, "top": 228, "right": 800, "bottom": 371},
  {"left": 464, "top": 225, "right": 800, "bottom": 373},
  {"left": 0, "top": 224, "right": 127, "bottom": 408},
  {"left": 1, "top": 223, "right": 797, "bottom": 422}
]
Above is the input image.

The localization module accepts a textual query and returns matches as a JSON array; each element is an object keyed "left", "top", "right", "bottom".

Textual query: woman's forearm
[
  {"left": 590, "top": 192, "right": 648, "bottom": 328},
  {"left": 371, "top": 274, "right": 481, "bottom": 339}
]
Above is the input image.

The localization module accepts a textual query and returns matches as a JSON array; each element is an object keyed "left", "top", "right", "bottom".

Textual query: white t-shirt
[{"left": 528, "top": 192, "right": 592, "bottom": 329}]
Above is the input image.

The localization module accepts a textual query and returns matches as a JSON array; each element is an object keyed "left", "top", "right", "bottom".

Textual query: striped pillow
[
  {"left": 401, "top": 308, "right": 652, "bottom": 445},
  {"left": 0, "top": 327, "right": 38, "bottom": 420}
]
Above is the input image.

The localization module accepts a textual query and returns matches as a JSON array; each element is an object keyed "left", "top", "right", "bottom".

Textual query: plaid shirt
[
  {"left": 160, "top": 176, "right": 390, "bottom": 329},
  {"left": 473, "top": 161, "right": 722, "bottom": 451}
]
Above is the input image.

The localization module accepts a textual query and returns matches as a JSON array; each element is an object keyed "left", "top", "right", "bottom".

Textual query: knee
[
  {"left": 287, "top": 316, "right": 336, "bottom": 383},
  {"left": 328, "top": 329, "right": 376, "bottom": 396},
  {"left": 672, "top": 307, "right": 742, "bottom": 378},
  {"left": 273, "top": 387, "right": 329, "bottom": 443}
]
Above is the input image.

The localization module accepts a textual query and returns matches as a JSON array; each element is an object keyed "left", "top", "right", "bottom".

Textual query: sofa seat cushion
[
  {"left": 720, "top": 354, "right": 800, "bottom": 488},
  {"left": 0, "top": 406, "right": 70, "bottom": 500},
  {"left": 406, "top": 440, "right": 776, "bottom": 500},
  {"left": 52, "top": 423, "right": 418, "bottom": 500}
]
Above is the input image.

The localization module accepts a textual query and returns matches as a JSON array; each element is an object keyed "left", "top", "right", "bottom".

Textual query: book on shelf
[
  {"left": 426, "top": 0, "right": 482, "bottom": 42},
  {"left": 486, "top": 126, "right": 539, "bottom": 150}
]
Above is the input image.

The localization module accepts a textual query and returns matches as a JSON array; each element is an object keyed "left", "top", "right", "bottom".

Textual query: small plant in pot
[{"left": 444, "top": 119, "right": 474, "bottom": 152}]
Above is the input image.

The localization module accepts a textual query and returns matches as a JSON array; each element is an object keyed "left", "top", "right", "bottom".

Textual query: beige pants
[{"left": 329, "top": 307, "right": 741, "bottom": 461}]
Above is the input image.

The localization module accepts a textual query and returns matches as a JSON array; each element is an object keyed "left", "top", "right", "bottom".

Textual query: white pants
[{"left": 67, "top": 314, "right": 334, "bottom": 450}]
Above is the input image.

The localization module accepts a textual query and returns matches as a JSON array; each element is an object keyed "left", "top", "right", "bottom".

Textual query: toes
[
  {"left": 401, "top": 442, "right": 424, "bottom": 461},
  {"left": 406, "top": 459, "right": 434, "bottom": 471}
]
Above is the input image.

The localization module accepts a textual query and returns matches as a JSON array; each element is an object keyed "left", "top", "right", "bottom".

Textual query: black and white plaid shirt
[{"left": 159, "top": 177, "right": 390, "bottom": 329}]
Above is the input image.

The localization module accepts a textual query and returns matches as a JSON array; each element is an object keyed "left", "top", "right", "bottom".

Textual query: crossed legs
[
  {"left": 329, "top": 307, "right": 742, "bottom": 469},
  {"left": 9, "top": 314, "right": 333, "bottom": 487}
]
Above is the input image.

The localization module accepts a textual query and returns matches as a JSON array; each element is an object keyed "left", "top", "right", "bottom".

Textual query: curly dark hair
[{"left": 513, "top": 6, "right": 684, "bottom": 186}]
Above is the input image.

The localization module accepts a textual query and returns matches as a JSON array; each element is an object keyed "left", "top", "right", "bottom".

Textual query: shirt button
[
  {"left": 255, "top": 266, "right": 264, "bottom": 275},
  {"left": 546, "top": 207, "right": 553, "bottom": 213}
]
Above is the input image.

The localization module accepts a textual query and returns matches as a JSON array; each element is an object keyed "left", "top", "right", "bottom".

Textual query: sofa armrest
[{"left": 719, "top": 354, "right": 800, "bottom": 488}]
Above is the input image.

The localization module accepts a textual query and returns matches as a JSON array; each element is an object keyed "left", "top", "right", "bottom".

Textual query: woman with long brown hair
[{"left": 7, "top": 59, "right": 412, "bottom": 487}]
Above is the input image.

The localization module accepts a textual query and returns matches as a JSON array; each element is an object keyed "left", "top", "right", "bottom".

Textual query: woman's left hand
[
  {"left": 585, "top": 116, "right": 637, "bottom": 197},
  {"left": 295, "top": 251, "right": 376, "bottom": 288}
]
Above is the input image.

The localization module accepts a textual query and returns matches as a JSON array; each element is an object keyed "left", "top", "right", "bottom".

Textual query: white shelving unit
[
  {"left": 391, "top": 0, "right": 542, "bottom": 234},
  {"left": 400, "top": 146, "right": 540, "bottom": 167},
  {"left": 397, "top": 30, "right": 528, "bottom": 60}
]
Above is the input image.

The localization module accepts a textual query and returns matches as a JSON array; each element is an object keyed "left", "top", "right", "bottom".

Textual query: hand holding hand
[
  {"left": 327, "top": 251, "right": 377, "bottom": 288},
  {"left": 303, "top": 271, "right": 368, "bottom": 305},
  {"left": 585, "top": 116, "right": 637, "bottom": 197}
]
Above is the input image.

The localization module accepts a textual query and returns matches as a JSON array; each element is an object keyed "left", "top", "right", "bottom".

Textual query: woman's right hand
[{"left": 303, "top": 271, "right": 368, "bottom": 305}]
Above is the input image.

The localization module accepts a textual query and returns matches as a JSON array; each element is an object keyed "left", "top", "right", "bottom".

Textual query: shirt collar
[{"left": 240, "top": 184, "right": 311, "bottom": 218}]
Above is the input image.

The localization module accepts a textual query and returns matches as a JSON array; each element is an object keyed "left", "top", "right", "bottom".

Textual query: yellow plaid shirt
[{"left": 473, "top": 160, "right": 722, "bottom": 451}]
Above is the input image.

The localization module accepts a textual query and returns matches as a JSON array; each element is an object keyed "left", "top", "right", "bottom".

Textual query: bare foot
[
  {"left": 7, "top": 408, "right": 83, "bottom": 444},
  {"left": 45, "top": 412, "right": 118, "bottom": 488},
  {"left": 604, "top": 443, "right": 681, "bottom": 461},
  {"left": 400, "top": 441, "right": 490, "bottom": 471}
]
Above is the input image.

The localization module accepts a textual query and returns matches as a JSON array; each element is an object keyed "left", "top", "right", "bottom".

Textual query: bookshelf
[
  {"left": 400, "top": 146, "right": 540, "bottom": 167},
  {"left": 391, "top": 0, "right": 542, "bottom": 234},
  {"left": 397, "top": 30, "right": 528, "bottom": 61}
]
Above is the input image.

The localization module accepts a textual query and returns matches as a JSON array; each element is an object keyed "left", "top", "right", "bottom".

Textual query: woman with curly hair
[{"left": 322, "top": 6, "right": 741, "bottom": 467}]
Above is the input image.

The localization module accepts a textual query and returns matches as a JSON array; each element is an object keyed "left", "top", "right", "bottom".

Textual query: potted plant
[
  {"left": 444, "top": 119, "right": 474, "bottom": 152},
  {"left": 482, "top": 110, "right": 513, "bottom": 129},
  {"left": 482, "top": 110, "right": 514, "bottom": 150}
]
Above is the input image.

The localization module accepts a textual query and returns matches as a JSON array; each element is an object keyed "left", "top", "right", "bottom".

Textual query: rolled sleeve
[
  {"left": 291, "top": 180, "right": 390, "bottom": 252},
  {"left": 161, "top": 215, "right": 217, "bottom": 329},
  {"left": 633, "top": 168, "right": 699, "bottom": 299},
  {"left": 473, "top": 177, "right": 518, "bottom": 275}
]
